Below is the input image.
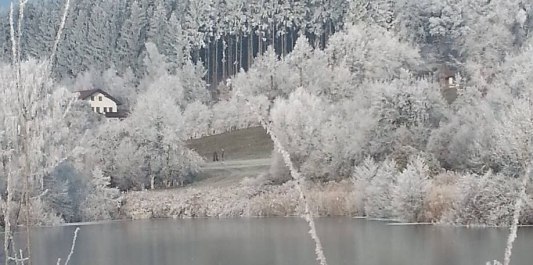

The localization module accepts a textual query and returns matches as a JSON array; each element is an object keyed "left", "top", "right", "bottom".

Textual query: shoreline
[
  {"left": 120, "top": 179, "right": 357, "bottom": 220},
  {"left": 119, "top": 178, "right": 532, "bottom": 228}
]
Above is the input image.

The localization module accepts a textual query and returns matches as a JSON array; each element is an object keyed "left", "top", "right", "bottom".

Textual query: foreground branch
[
  {"left": 64, "top": 227, "right": 80, "bottom": 265},
  {"left": 56, "top": 227, "right": 80, "bottom": 265},
  {"left": 503, "top": 165, "right": 530, "bottom": 265},
  {"left": 50, "top": 0, "right": 71, "bottom": 68},
  {"left": 487, "top": 165, "right": 531, "bottom": 265},
  {"left": 234, "top": 91, "right": 328, "bottom": 265}
]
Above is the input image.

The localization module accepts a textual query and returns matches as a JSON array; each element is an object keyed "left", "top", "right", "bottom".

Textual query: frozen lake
[{"left": 11, "top": 218, "right": 533, "bottom": 265}]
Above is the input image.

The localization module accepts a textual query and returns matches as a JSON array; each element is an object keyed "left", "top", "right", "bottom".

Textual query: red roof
[{"left": 77, "top": 89, "right": 122, "bottom": 105}]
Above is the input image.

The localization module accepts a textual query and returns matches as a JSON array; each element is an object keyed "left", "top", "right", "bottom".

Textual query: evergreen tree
[{"left": 81, "top": 167, "right": 121, "bottom": 221}]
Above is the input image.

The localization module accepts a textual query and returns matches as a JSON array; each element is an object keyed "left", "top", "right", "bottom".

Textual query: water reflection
[{"left": 6, "top": 218, "right": 533, "bottom": 265}]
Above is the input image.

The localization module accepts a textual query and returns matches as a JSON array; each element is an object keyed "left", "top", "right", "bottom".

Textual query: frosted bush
[
  {"left": 449, "top": 171, "right": 520, "bottom": 226},
  {"left": 352, "top": 158, "right": 381, "bottom": 214},
  {"left": 267, "top": 150, "right": 292, "bottom": 185},
  {"left": 29, "top": 196, "right": 65, "bottom": 226},
  {"left": 364, "top": 159, "right": 398, "bottom": 218},
  {"left": 424, "top": 172, "right": 459, "bottom": 222},
  {"left": 392, "top": 156, "right": 431, "bottom": 222}
]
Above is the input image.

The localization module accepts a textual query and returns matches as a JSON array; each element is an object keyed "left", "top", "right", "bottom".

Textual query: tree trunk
[
  {"left": 290, "top": 28, "right": 295, "bottom": 51},
  {"left": 327, "top": 20, "right": 333, "bottom": 44},
  {"left": 4, "top": 169, "right": 14, "bottom": 265},
  {"left": 236, "top": 34, "right": 240, "bottom": 74},
  {"left": 227, "top": 37, "right": 231, "bottom": 77},
  {"left": 222, "top": 37, "right": 226, "bottom": 82},
  {"left": 259, "top": 31, "right": 263, "bottom": 55},
  {"left": 271, "top": 27, "right": 274, "bottom": 50},
  {"left": 239, "top": 33, "right": 244, "bottom": 72},
  {"left": 281, "top": 32, "right": 285, "bottom": 57},
  {"left": 214, "top": 38, "right": 218, "bottom": 87},
  {"left": 248, "top": 32, "right": 253, "bottom": 68},
  {"left": 206, "top": 42, "right": 211, "bottom": 84}
]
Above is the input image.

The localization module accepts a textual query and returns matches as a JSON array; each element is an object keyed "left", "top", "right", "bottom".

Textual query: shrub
[
  {"left": 392, "top": 156, "right": 431, "bottom": 222},
  {"left": 448, "top": 171, "right": 520, "bottom": 226},
  {"left": 364, "top": 159, "right": 398, "bottom": 218}
]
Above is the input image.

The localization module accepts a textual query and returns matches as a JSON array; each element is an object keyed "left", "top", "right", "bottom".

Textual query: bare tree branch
[
  {"left": 234, "top": 91, "right": 328, "bottom": 265},
  {"left": 50, "top": 0, "right": 71, "bottom": 68},
  {"left": 63, "top": 227, "right": 80, "bottom": 265}
]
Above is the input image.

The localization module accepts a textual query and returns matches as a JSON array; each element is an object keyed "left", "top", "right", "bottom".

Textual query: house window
[
  {"left": 103, "top": 107, "right": 107, "bottom": 113},
  {"left": 92, "top": 107, "right": 95, "bottom": 112},
  {"left": 91, "top": 96, "right": 95, "bottom": 101},
  {"left": 109, "top": 107, "right": 113, "bottom": 112},
  {"left": 99, "top": 96, "right": 103, "bottom": 101},
  {"left": 96, "top": 107, "right": 100, "bottom": 113}
]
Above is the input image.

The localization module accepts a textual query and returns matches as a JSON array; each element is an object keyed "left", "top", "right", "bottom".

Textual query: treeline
[
  {"left": 0, "top": 0, "right": 348, "bottom": 84},
  {"left": 1, "top": 0, "right": 530, "bottom": 88}
]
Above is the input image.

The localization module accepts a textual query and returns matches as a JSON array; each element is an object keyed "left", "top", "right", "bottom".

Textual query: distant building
[
  {"left": 437, "top": 65, "right": 459, "bottom": 103},
  {"left": 78, "top": 89, "right": 128, "bottom": 120}
]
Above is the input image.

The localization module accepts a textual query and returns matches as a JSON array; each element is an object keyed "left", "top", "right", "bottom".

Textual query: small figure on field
[
  {"left": 221, "top": 148, "right": 225, "bottom": 161},
  {"left": 213, "top": 151, "right": 219, "bottom": 162}
]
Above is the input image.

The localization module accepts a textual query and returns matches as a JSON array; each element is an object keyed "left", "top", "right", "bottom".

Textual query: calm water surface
[{"left": 18, "top": 218, "right": 533, "bottom": 265}]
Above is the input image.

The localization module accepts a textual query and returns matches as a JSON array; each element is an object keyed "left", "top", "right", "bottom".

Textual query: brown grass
[{"left": 121, "top": 179, "right": 358, "bottom": 219}]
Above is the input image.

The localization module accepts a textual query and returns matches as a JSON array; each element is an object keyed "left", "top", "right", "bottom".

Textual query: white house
[{"left": 78, "top": 89, "right": 127, "bottom": 119}]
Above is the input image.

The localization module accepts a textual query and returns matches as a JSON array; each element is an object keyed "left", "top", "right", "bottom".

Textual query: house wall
[{"left": 88, "top": 92, "right": 118, "bottom": 114}]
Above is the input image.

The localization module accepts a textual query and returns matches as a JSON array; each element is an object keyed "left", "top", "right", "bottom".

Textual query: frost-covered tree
[
  {"left": 270, "top": 88, "right": 331, "bottom": 179},
  {"left": 183, "top": 101, "right": 212, "bottom": 138},
  {"left": 114, "top": 0, "right": 146, "bottom": 74},
  {"left": 233, "top": 47, "right": 291, "bottom": 101},
  {"left": 391, "top": 0, "right": 465, "bottom": 63},
  {"left": 427, "top": 87, "right": 493, "bottom": 173},
  {"left": 364, "top": 159, "right": 398, "bottom": 218},
  {"left": 183, "top": 0, "right": 210, "bottom": 56},
  {"left": 346, "top": 0, "right": 396, "bottom": 30},
  {"left": 140, "top": 42, "right": 209, "bottom": 105},
  {"left": 352, "top": 157, "right": 381, "bottom": 214},
  {"left": 179, "top": 60, "right": 210, "bottom": 104},
  {"left": 0, "top": 56, "right": 93, "bottom": 264},
  {"left": 146, "top": 0, "right": 167, "bottom": 47},
  {"left": 450, "top": 171, "right": 522, "bottom": 226},
  {"left": 163, "top": 12, "right": 190, "bottom": 69},
  {"left": 489, "top": 98, "right": 533, "bottom": 177},
  {"left": 392, "top": 156, "right": 431, "bottom": 222},
  {"left": 128, "top": 84, "right": 202, "bottom": 188},
  {"left": 367, "top": 75, "right": 449, "bottom": 163},
  {"left": 80, "top": 167, "right": 121, "bottom": 221},
  {"left": 143, "top": 41, "right": 169, "bottom": 79},
  {"left": 0, "top": 59, "right": 83, "bottom": 218},
  {"left": 326, "top": 23, "right": 422, "bottom": 83}
]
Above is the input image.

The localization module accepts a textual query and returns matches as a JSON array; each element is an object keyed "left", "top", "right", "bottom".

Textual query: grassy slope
[
  {"left": 186, "top": 126, "right": 273, "bottom": 161},
  {"left": 186, "top": 126, "right": 274, "bottom": 186}
]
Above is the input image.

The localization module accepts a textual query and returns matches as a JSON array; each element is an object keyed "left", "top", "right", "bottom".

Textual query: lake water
[{"left": 12, "top": 218, "right": 533, "bottom": 265}]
